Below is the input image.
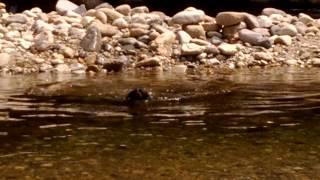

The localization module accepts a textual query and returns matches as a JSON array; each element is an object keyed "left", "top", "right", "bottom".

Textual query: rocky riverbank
[{"left": 1, "top": 0, "right": 320, "bottom": 75}]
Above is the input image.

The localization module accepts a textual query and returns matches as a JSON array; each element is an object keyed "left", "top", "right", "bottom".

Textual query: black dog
[{"left": 126, "top": 88, "right": 151, "bottom": 105}]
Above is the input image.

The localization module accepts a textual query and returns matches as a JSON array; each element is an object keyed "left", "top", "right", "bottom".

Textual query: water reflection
[{"left": 0, "top": 68, "right": 320, "bottom": 178}]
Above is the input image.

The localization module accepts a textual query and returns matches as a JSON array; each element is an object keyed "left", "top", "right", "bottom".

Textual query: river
[{"left": 0, "top": 67, "right": 320, "bottom": 179}]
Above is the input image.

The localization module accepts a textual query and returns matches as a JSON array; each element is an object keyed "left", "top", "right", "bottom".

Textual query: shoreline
[{"left": 0, "top": 1, "right": 320, "bottom": 76}]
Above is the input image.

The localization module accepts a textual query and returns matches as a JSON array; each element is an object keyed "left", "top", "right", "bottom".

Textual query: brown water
[{"left": 0, "top": 67, "right": 320, "bottom": 179}]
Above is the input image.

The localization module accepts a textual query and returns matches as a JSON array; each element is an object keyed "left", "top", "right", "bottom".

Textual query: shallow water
[{"left": 0, "top": 67, "right": 320, "bottom": 179}]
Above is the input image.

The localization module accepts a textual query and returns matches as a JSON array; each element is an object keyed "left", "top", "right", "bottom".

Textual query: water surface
[{"left": 0, "top": 67, "right": 320, "bottom": 179}]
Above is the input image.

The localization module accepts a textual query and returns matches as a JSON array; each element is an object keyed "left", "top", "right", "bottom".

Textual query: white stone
[
  {"left": 218, "top": 43, "right": 238, "bottom": 56},
  {"left": 172, "top": 9, "right": 205, "bottom": 25},
  {"left": 181, "top": 43, "right": 206, "bottom": 55}
]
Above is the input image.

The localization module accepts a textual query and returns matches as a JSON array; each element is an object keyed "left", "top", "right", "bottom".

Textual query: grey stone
[
  {"left": 210, "top": 36, "right": 224, "bottom": 45},
  {"left": 205, "top": 45, "right": 219, "bottom": 55},
  {"left": 298, "top": 13, "right": 314, "bottom": 25},
  {"left": 239, "top": 29, "right": 272, "bottom": 48},
  {"left": 80, "top": 26, "right": 102, "bottom": 52},
  {"left": 294, "top": 22, "right": 307, "bottom": 34},
  {"left": 252, "top": 28, "right": 271, "bottom": 37},
  {"left": 257, "top": 15, "right": 273, "bottom": 28},
  {"left": 33, "top": 31, "right": 54, "bottom": 51},
  {"left": 243, "top": 13, "right": 260, "bottom": 29},
  {"left": 172, "top": 9, "right": 205, "bottom": 25},
  {"left": 177, "top": 30, "right": 191, "bottom": 44},
  {"left": 73, "top": 4, "right": 87, "bottom": 16},
  {"left": 5, "top": 14, "right": 28, "bottom": 24},
  {"left": 271, "top": 23, "right": 298, "bottom": 36}
]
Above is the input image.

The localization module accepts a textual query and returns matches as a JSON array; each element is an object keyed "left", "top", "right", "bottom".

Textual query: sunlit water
[{"left": 0, "top": 67, "right": 320, "bottom": 179}]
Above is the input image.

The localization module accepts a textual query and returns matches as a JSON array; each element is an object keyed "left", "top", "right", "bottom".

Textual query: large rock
[
  {"left": 270, "top": 23, "right": 298, "bottom": 36},
  {"left": 172, "top": 9, "right": 205, "bottom": 25},
  {"left": 216, "top": 11, "right": 245, "bottom": 26},
  {"left": 56, "top": 0, "right": 79, "bottom": 15},
  {"left": 80, "top": 26, "right": 102, "bottom": 52},
  {"left": 239, "top": 29, "right": 271, "bottom": 48}
]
